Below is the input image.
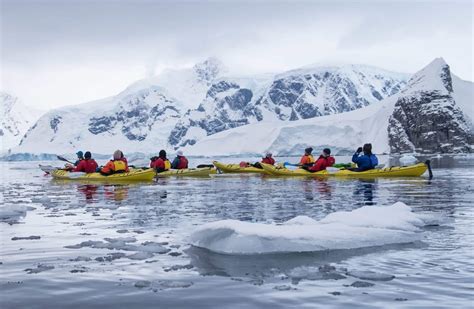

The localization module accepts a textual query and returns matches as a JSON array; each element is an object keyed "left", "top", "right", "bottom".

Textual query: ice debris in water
[
  {"left": 346, "top": 270, "right": 395, "bottom": 281},
  {"left": 0, "top": 205, "right": 35, "bottom": 223},
  {"left": 349, "top": 281, "right": 375, "bottom": 288},
  {"left": 134, "top": 280, "right": 151, "bottom": 288},
  {"left": 289, "top": 265, "right": 346, "bottom": 283},
  {"left": 24, "top": 264, "right": 55, "bottom": 274},
  {"left": 65, "top": 237, "right": 170, "bottom": 254},
  {"left": 11, "top": 236, "right": 41, "bottom": 241},
  {"left": 399, "top": 154, "right": 418, "bottom": 166},
  {"left": 190, "top": 202, "right": 433, "bottom": 254}
]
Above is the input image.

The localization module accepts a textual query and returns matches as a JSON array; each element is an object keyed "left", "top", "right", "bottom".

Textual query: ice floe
[
  {"left": 190, "top": 202, "right": 435, "bottom": 254},
  {"left": 0, "top": 205, "right": 35, "bottom": 223}
]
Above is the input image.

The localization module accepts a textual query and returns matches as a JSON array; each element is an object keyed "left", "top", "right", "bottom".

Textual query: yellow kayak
[
  {"left": 260, "top": 163, "right": 328, "bottom": 177},
  {"left": 50, "top": 168, "right": 156, "bottom": 181},
  {"left": 213, "top": 161, "right": 269, "bottom": 174},
  {"left": 155, "top": 167, "right": 213, "bottom": 177},
  {"left": 261, "top": 162, "right": 429, "bottom": 178}
]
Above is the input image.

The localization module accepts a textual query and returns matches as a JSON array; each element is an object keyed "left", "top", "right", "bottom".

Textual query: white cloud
[{"left": 1, "top": 0, "right": 472, "bottom": 109}]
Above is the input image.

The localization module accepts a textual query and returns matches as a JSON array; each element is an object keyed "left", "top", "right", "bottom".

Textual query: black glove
[{"left": 356, "top": 147, "right": 362, "bottom": 153}]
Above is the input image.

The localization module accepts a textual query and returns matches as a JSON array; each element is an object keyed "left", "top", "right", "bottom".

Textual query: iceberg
[{"left": 190, "top": 202, "right": 433, "bottom": 254}]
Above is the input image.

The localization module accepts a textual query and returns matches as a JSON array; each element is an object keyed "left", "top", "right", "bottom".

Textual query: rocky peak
[
  {"left": 193, "top": 57, "right": 224, "bottom": 84},
  {"left": 403, "top": 57, "right": 453, "bottom": 95},
  {"left": 388, "top": 58, "right": 472, "bottom": 154}
]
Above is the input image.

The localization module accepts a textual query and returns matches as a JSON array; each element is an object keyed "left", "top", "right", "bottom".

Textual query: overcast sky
[{"left": 1, "top": 0, "right": 472, "bottom": 110}]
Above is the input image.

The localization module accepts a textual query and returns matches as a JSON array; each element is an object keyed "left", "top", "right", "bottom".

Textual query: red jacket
[
  {"left": 308, "top": 155, "right": 335, "bottom": 172},
  {"left": 74, "top": 159, "right": 98, "bottom": 173},
  {"left": 150, "top": 157, "right": 171, "bottom": 170},
  {"left": 261, "top": 157, "right": 275, "bottom": 165}
]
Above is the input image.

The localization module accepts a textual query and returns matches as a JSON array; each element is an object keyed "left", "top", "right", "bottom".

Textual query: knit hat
[
  {"left": 323, "top": 148, "right": 331, "bottom": 155},
  {"left": 113, "top": 150, "right": 122, "bottom": 160},
  {"left": 177, "top": 150, "right": 183, "bottom": 156},
  {"left": 305, "top": 147, "right": 313, "bottom": 154},
  {"left": 84, "top": 151, "right": 92, "bottom": 159},
  {"left": 76, "top": 151, "right": 84, "bottom": 158}
]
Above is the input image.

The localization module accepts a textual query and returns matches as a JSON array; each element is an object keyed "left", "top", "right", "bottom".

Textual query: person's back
[
  {"left": 151, "top": 150, "right": 171, "bottom": 172},
  {"left": 101, "top": 150, "right": 128, "bottom": 175},
  {"left": 352, "top": 144, "right": 378, "bottom": 171},
  {"left": 300, "top": 147, "right": 315, "bottom": 166},
  {"left": 261, "top": 152, "right": 275, "bottom": 165},
  {"left": 307, "top": 148, "right": 335, "bottom": 172},
  {"left": 171, "top": 151, "right": 188, "bottom": 169},
  {"left": 74, "top": 151, "right": 98, "bottom": 173}
]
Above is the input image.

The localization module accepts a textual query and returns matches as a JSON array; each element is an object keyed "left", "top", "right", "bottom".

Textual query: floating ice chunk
[
  {"left": 11, "top": 236, "right": 41, "bottom": 241},
  {"left": 399, "top": 155, "right": 418, "bottom": 166},
  {"left": 24, "top": 264, "right": 55, "bottom": 274},
  {"left": 190, "top": 202, "right": 431, "bottom": 254},
  {"left": 134, "top": 280, "right": 151, "bottom": 288},
  {"left": 159, "top": 281, "right": 193, "bottom": 289},
  {"left": 0, "top": 205, "right": 35, "bottom": 223},
  {"left": 127, "top": 252, "right": 154, "bottom": 260},
  {"left": 346, "top": 270, "right": 395, "bottom": 281}
]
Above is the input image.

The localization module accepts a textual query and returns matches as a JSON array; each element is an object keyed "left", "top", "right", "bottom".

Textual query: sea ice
[{"left": 190, "top": 202, "right": 433, "bottom": 254}]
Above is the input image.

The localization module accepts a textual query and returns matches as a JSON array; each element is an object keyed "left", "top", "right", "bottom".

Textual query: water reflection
[
  {"left": 77, "top": 184, "right": 99, "bottom": 203},
  {"left": 353, "top": 179, "right": 377, "bottom": 206},
  {"left": 302, "top": 178, "right": 333, "bottom": 201},
  {"left": 76, "top": 184, "right": 130, "bottom": 204},
  {"left": 186, "top": 243, "right": 421, "bottom": 279}
]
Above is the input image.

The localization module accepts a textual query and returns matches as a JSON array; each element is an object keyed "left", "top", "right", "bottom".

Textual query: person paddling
[
  {"left": 261, "top": 152, "right": 275, "bottom": 165},
  {"left": 252, "top": 152, "right": 275, "bottom": 168},
  {"left": 150, "top": 150, "right": 171, "bottom": 173},
  {"left": 299, "top": 147, "right": 315, "bottom": 167},
  {"left": 352, "top": 143, "right": 378, "bottom": 171},
  {"left": 65, "top": 151, "right": 84, "bottom": 171},
  {"left": 171, "top": 150, "right": 188, "bottom": 169},
  {"left": 73, "top": 151, "right": 98, "bottom": 173},
  {"left": 302, "top": 148, "right": 335, "bottom": 172},
  {"left": 100, "top": 150, "right": 129, "bottom": 175}
]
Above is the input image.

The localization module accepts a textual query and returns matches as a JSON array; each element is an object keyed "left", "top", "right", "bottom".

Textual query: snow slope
[
  {"left": 1, "top": 92, "right": 43, "bottom": 153},
  {"left": 190, "top": 202, "right": 434, "bottom": 254}
]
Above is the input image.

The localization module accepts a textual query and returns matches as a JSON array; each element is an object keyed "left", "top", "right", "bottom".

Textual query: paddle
[
  {"left": 57, "top": 155, "right": 75, "bottom": 165},
  {"left": 283, "top": 162, "right": 300, "bottom": 167}
]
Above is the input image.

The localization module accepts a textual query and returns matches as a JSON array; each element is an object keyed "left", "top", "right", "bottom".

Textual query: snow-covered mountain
[
  {"left": 10, "top": 57, "right": 472, "bottom": 157},
  {"left": 183, "top": 58, "right": 473, "bottom": 156},
  {"left": 388, "top": 58, "right": 472, "bottom": 153},
  {"left": 0, "top": 92, "right": 43, "bottom": 153},
  {"left": 169, "top": 65, "right": 407, "bottom": 147}
]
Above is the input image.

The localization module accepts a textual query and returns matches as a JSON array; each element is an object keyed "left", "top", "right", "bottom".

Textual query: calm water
[{"left": 0, "top": 155, "right": 473, "bottom": 308}]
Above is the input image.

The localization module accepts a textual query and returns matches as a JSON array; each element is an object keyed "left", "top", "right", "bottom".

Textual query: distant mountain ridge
[
  {"left": 0, "top": 92, "right": 43, "bottom": 153},
  {"left": 8, "top": 58, "right": 473, "bottom": 157}
]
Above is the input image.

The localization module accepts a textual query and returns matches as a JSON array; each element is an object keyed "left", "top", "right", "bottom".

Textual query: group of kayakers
[
  {"left": 252, "top": 143, "right": 378, "bottom": 172},
  {"left": 67, "top": 149, "right": 190, "bottom": 175},
  {"left": 66, "top": 143, "right": 378, "bottom": 175}
]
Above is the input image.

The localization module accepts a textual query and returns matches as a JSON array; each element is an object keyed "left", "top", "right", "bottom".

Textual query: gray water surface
[{"left": 0, "top": 155, "right": 473, "bottom": 308}]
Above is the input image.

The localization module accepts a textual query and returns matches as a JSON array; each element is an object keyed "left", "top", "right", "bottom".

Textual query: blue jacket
[{"left": 352, "top": 153, "right": 378, "bottom": 171}]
